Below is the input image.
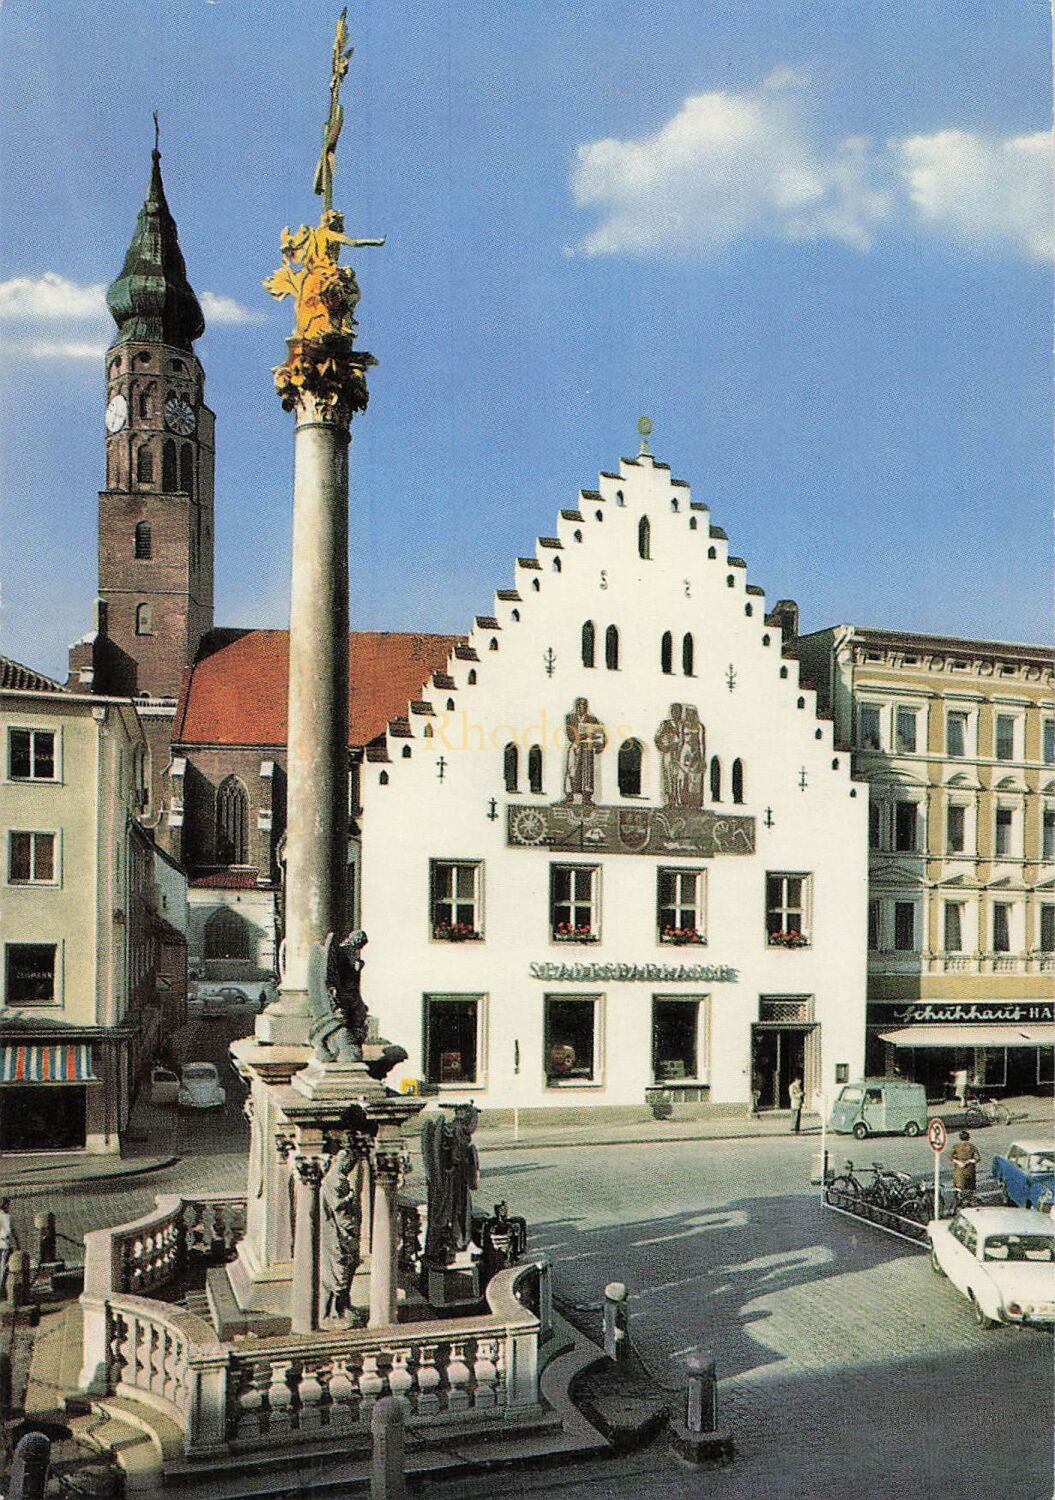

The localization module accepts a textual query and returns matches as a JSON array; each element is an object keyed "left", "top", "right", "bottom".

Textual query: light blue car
[{"left": 991, "top": 1141, "right": 1055, "bottom": 1212}]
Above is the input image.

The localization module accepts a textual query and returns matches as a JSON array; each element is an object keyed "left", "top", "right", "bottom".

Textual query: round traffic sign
[{"left": 928, "top": 1118, "right": 947, "bottom": 1152}]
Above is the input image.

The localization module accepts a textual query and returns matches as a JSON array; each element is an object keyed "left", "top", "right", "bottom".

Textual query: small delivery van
[{"left": 827, "top": 1078, "right": 928, "bottom": 1139}]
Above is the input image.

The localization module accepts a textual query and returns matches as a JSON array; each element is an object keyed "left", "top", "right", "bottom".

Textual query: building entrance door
[
  {"left": 751, "top": 1027, "right": 811, "bottom": 1110},
  {"left": 0, "top": 1085, "right": 86, "bottom": 1151}
]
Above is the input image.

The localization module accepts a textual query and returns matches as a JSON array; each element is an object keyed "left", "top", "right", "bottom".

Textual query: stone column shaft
[
  {"left": 368, "top": 1150, "right": 403, "bottom": 1329},
  {"left": 291, "top": 1155, "right": 327, "bottom": 1334}
]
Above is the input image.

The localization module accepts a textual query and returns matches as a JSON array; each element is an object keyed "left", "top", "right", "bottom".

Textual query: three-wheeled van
[{"left": 827, "top": 1079, "right": 928, "bottom": 1139}]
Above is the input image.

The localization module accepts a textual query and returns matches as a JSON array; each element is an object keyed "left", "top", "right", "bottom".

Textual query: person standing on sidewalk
[
  {"left": 788, "top": 1076, "right": 804, "bottom": 1134},
  {"left": 0, "top": 1197, "right": 17, "bottom": 1297},
  {"left": 951, "top": 1130, "right": 981, "bottom": 1194}
]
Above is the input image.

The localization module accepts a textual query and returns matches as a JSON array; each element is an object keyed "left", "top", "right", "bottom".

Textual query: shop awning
[
  {"left": 0, "top": 1043, "right": 97, "bottom": 1084},
  {"left": 880, "top": 1025, "right": 1055, "bottom": 1048}
]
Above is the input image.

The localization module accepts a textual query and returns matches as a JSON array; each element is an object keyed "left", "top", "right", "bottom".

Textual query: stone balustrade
[{"left": 82, "top": 1194, "right": 248, "bottom": 1298}]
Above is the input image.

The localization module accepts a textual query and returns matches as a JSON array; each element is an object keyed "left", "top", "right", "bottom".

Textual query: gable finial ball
[{"left": 637, "top": 414, "right": 652, "bottom": 456}]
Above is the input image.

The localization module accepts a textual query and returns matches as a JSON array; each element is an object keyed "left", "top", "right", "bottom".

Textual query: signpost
[{"left": 929, "top": 1118, "right": 947, "bottom": 1220}]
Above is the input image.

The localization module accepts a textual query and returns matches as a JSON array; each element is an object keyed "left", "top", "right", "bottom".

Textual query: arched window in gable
[
  {"left": 638, "top": 516, "right": 651, "bottom": 559},
  {"left": 682, "top": 633, "right": 694, "bottom": 676},
  {"left": 660, "top": 632, "right": 673, "bottom": 675},
  {"left": 161, "top": 440, "right": 177, "bottom": 490},
  {"left": 503, "top": 742, "right": 519, "bottom": 793},
  {"left": 581, "top": 621, "right": 596, "bottom": 668},
  {"left": 709, "top": 756, "right": 722, "bottom": 802},
  {"left": 216, "top": 775, "right": 249, "bottom": 865},
  {"left": 528, "top": 745, "right": 543, "bottom": 794},
  {"left": 204, "top": 907, "right": 252, "bottom": 961},
  {"left": 618, "top": 739, "right": 643, "bottom": 797},
  {"left": 134, "top": 521, "right": 152, "bottom": 560},
  {"left": 732, "top": 758, "right": 744, "bottom": 804},
  {"left": 605, "top": 625, "right": 620, "bottom": 671},
  {"left": 180, "top": 444, "right": 194, "bottom": 497}
]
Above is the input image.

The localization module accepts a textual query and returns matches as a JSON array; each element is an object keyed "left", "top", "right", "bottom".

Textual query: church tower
[{"left": 94, "top": 138, "right": 215, "bottom": 700}]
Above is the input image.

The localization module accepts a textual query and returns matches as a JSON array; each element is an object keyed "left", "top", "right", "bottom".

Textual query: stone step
[
  {"left": 68, "top": 1407, "right": 160, "bottom": 1492},
  {"left": 206, "top": 1265, "right": 289, "bottom": 1340}
]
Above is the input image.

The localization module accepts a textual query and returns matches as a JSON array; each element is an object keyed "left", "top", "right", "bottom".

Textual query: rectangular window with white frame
[
  {"left": 1042, "top": 808, "right": 1055, "bottom": 861},
  {"left": 994, "top": 805, "right": 1015, "bottom": 858},
  {"left": 7, "top": 830, "right": 58, "bottom": 886},
  {"left": 430, "top": 859, "right": 483, "bottom": 941},
  {"left": 766, "top": 873, "right": 811, "bottom": 947},
  {"left": 946, "top": 710, "right": 969, "bottom": 759},
  {"left": 1043, "top": 719, "right": 1055, "bottom": 767},
  {"left": 7, "top": 727, "right": 58, "bottom": 782},
  {"left": 550, "top": 864, "right": 600, "bottom": 942},
  {"left": 4, "top": 942, "right": 59, "bottom": 1006},
  {"left": 657, "top": 868, "right": 706, "bottom": 944},
  {"left": 1038, "top": 905, "right": 1055, "bottom": 953},
  {"left": 894, "top": 706, "right": 918, "bottom": 754},
  {"left": 423, "top": 993, "right": 485, "bottom": 1086},
  {"left": 946, "top": 802, "right": 966, "bottom": 854},
  {"left": 544, "top": 993, "right": 602, "bottom": 1085},
  {"left": 894, "top": 901, "right": 916, "bottom": 952},
  {"left": 991, "top": 902, "right": 1011, "bottom": 954},
  {"left": 943, "top": 901, "right": 964, "bottom": 953},
  {"left": 994, "top": 713, "right": 1016, "bottom": 762},
  {"left": 858, "top": 704, "right": 882, "bottom": 751},
  {"left": 894, "top": 800, "right": 919, "bottom": 853},
  {"left": 651, "top": 996, "right": 706, "bottom": 1082}
]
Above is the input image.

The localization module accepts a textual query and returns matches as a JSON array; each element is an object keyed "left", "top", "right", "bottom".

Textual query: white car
[
  {"left": 929, "top": 1206, "right": 1055, "bottom": 1328},
  {"left": 177, "top": 1062, "right": 226, "bottom": 1110}
]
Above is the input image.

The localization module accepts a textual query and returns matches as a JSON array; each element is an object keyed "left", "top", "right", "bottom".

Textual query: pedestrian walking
[
  {"left": 950, "top": 1130, "right": 981, "bottom": 1193},
  {"left": 951, "top": 1067, "right": 968, "bottom": 1106},
  {"left": 0, "top": 1197, "right": 17, "bottom": 1299},
  {"left": 748, "top": 1070, "right": 763, "bottom": 1118},
  {"left": 788, "top": 1076, "right": 804, "bottom": 1134}
]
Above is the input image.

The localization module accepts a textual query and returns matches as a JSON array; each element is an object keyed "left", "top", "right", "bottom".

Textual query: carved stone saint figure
[
  {"left": 562, "top": 698, "right": 608, "bottom": 805},
  {"left": 655, "top": 703, "right": 685, "bottom": 805},
  {"left": 319, "top": 1145, "right": 363, "bottom": 1322},
  {"left": 655, "top": 704, "right": 705, "bottom": 809},
  {"left": 421, "top": 1106, "right": 480, "bottom": 1265},
  {"left": 307, "top": 930, "right": 370, "bottom": 1063}
]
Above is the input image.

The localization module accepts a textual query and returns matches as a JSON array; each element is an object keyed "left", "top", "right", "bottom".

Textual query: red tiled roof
[
  {"left": 188, "top": 870, "right": 266, "bottom": 889},
  {"left": 174, "top": 630, "right": 461, "bottom": 749},
  {"left": 0, "top": 655, "right": 66, "bottom": 693}
]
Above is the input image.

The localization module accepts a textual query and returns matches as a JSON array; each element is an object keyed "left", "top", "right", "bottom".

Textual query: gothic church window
[
  {"left": 204, "top": 907, "right": 252, "bottom": 961},
  {"left": 503, "top": 743, "right": 519, "bottom": 792},
  {"left": 710, "top": 757, "right": 722, "bottom": 802},
  {"left": 605, "top": 625, "right": 620, "bottom": 670},
  {"left": 582, "top": 621, "right": 596, "bottom": 668},
  {"left": 682, "top": 633, "right": 694, "bottom": 676},
  {"left": 180, "top": 444, "right": 194, "bottom": 497},
  {"left": 618, "top": 740, "right": 643, "bottom": 797},
  {"left": 216, "top": 776, "right": 249, "bottom": 865},
  {"left": 732, "top": 758, "right": 744, "bottom": 804},
  {"left": 134, "top": 521, "right": 152, "bottom": 560},
  {"left": 528, "top": 745, "right": 543, "bottom": 794},
  {"left": 138, "top": 391, "right": 150, "bottom": 420},
  {"left": 162, "top": 440, "right": 177, "bottom": 491}
]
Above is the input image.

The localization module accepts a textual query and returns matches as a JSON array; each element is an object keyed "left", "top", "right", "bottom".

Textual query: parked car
[
  {"left": 827, "top": 1078, "right": 928, "bottom": 1139},
  {"left": 928, "top": 1206, "right": 1055, "bottom": 1327},
  {"left": 177, "top": 1062, "right": 226, "bottom": 1110},
  {"left": 991, "top": 1141, "right": 1055, "bottom": 1211},
  {"left": 149, "top": 1065, "right": 180, "bottom": 1106}
]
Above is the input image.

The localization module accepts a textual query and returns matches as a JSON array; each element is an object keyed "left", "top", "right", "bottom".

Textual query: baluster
[
  {"left": 388, "top": 1347, "right": 415, "bottom": 1406},
  {"left": 211, "top": 1205, "right": 227, "bottom": 1259},
  {"left": 492, "top": 1338, "right": 507, "bottom": 1406},
  {"left": 473, "top": 1338, "right": 499, "bottom": 1409},
  {"left": 163, "top": 1331, "right": 180, "bottom": 1404},
  {"left": 108, "top": 1312, "right": 128, "bottom": 1390},
  {"left": 150, "top": 1323, "right": 165, "bottom": 1393},
  {"left": 298, "top": 1362, "right": 325, "bottom": 1432},
  {"left": 266, "top": 1359, "right": 294, "bottom": 1436},
  {"left": 415, "top": 1344, "right": 441, "bottom": 1416},
  {"left": 445, "top": 1341, "right": 472, "bottom": 1412},
  {"left": 327, "top": 1357, "right": 356, "bottom": 1430},
  {"left": 358, "top": 1353, "right": 384, "bottom": 1423},
  {"left": 119, "top": 1238, "right": 135, "bottom": 1293},
  {"left": 235, "top": 1361, "right": 267, "bottom": 1440}
]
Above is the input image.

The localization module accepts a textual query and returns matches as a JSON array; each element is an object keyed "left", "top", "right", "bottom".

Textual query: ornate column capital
[
  {"left": 372, "top": 1148, "right": 409, "bottom": 1188},
  {"left": 274, "top": 1130, "right": 296, "bottom": 1163},
  {"left": 293, "top": 1153, "right": 331, "bottom": 1188}
]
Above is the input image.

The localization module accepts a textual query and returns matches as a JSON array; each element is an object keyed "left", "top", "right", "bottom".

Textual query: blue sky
[{"left": 0, "top": 0, "right": 1050, "bottom": 681}]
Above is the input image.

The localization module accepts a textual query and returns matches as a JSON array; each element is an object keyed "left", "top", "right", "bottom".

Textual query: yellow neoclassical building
[
  {"left": 797, "top": 625, "right": 1055, "bottom": 1098},
  {"left": 0, "top": 657, "right": 182, "bottom": 1152}
]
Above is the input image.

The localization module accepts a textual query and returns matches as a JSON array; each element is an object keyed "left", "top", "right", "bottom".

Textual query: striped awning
[{"left": 0, "top": 1043, "right": 97, "bottom": 1084}]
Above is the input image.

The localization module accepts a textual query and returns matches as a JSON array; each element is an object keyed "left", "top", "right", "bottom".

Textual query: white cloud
[
  {"left": 895, "top": 129, "right": 1054, "bottom": 261},
  {"left": 0, "top": 272, "right": 106, "bottom": 319},
  {"left": 199, "top": 290, "right": 265, "bottom": 325},
  {"left": 25, "top": 340, "right": 107, "bottom": 360},
  {"left": 570, "top": 73, "right": 892, "bottom": 258},
  {"left": 570, "top": 72, "right": 1052, "bottom": 263}
]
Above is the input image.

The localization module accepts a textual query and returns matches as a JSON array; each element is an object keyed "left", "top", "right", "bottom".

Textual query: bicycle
[{"left": 963, "top": 1093, "right": 1014, "bottom": 1128}]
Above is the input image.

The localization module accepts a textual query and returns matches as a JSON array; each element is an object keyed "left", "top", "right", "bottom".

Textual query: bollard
[
  {"left": 810, "top": 1149, "right": 831, "bottom": 1186},
  {"left": 34, "top": 1212, "right": 56, "bottom": 1267},
  {"left": 603, "top": 1281, "right": 628, "bottom": 1362},
  {"left": 7, "top": 1250, "right": 31, "bottom": 1307},
  {"left": 8, "top": 1431, "right": 51, "bottom": 1500},
  {"left": 369, "top": 1394, "right": 410, "bottom": 1500},
  {"left": 669, "top": 1352, "right": 734, "bottom": 1465}
]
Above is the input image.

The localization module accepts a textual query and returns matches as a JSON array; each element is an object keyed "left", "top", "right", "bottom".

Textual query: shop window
[
  {"left": 943, "top": 902, "right": 964, "bottom": 953},
  {"left": 617, "top": 739, "right": 643, "bottom": 797},
  {"left": 581, "top": 621, "right": 595, "bottom": 668},
  {"left": 652, "top": 998, "right": 699, "bottom": 1081},
  {"left": 503, "top": 743, "right": 519, "bottom": 793},
  {"left": 8, "top": 831, "right": 55, "bottom": 884},
  {"left": 859, "top": 705, "right": 881, "bottom": 750},
  {"left": 894, "top": 902, "right": 916, "bottom": 951},
  {"left": 424, "top": 995, "right": 481, "bottom": 1085},
  {"left": 946, "top": 804, "right": 966, "bottom": 854},
  {"left": 682, "top": 633, "right": 694, "bottom": 676},
  {"left": 134, "top": 520, "right": 152, "bottom": 559},
  {"left": 660, "top": 632, "right": 673, "bottom": 675},
  {"left": 1043, "top": 809, "right": 1055, "bottom": 861},
  {"left": 430, "top": 860, "right": 482, "bottom": 941},
  {"left": 605, "top": 625, "right": 619, "bottom": 670},
  {"left": 1039, "top": 905, "right": 1055, "bottom": 953},
  {"left": 732, "top": 758, "right": 744, "bottom": 804},
  {"left": 550, "top": 864, "right": 599, "bottom": 942},
  {"left": 895, "top": 707, "right": 917, "bottom": 754},
  {"left": 992, "top": 903, "right": 1011, "bottom": 953},
  {"left": 894, "top": 800, "right": 918, "bottom": 852},
  {"left": 545, "top": 995, "right": 600, "bottom": 1084},
  {"left": 204, "top": 908, "right": 252, "bottom": 961},
  {"left": 528, "top": 745, "right": 543, "bottom": 795},
  {"left": 8, "top": 728, "right": 56, "bottom": 781},
  {"left": 215, "top": 776, "right": 249, "bottom": 864},
  {"left": 946, "top": 710, "right": 968, "bottom": 758},
  {"left": 657, "top": 868, "right": 705, "bottom": 944},
  {"left": 162, "top": 439, "right": 177, "bottom": 490},
  {"left": 994, "top": 806, "right": 1013, "bottom": 857},
  {"left": 975, "top": 1047, "right": 1007, "bottom": 1088},
  {"left": 766, "top": 873, "right": 811, "bottom": 947},
  {"left": 868, "top": 899, "right": 880, "bottom": 951},
  {"left": 994, "top": 714, "right": 1015, "bottom": 761},
  {"left": 5, "top": 943, "right": 57, "bottom": 1005}
]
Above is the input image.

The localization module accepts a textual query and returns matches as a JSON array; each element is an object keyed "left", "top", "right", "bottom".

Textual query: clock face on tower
[
  {"left": 164, "top": 394, "right": 197, "bottom": 436},
  {"left": 104, "top": 394, "right": 128, "bottom": 434}
]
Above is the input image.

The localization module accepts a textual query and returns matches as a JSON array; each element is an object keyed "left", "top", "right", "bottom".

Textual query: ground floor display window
[
  {"left": 423, "top": 994, "right": 483, "bottom": 1086},
  {"left": 652, "top": 997, "right": 702, "bottom": 1082},
  {"left": 0, "top": 1084, "right": 86, "bottom": 1150},
  {"left": 545, "top": 994, "right": 601, "bottom": 1085},
  {"left": 1038, "top": 1047, "right": 1054, "bottom": 1086},
  {"left": 5, "top": 943, "right": 58, "bottom": 1005}
]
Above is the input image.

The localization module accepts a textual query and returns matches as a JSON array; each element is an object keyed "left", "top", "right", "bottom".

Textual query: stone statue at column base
[
  {"left": 307, "top": 930, "right": 370, "bottom": 1063},
  {"left": 420, "top": 1105, "right": 481, "bottom": 1309},
  {"left": 319, "top": 1144, "right": 365, "bottom": 1325}
]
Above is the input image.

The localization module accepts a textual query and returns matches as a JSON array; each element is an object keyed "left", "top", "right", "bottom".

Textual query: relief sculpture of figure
[
  {"left": 562, "top": 697, "right": 608, "bottom": 806},
  {"left": 319, "top": 1144, "right": 363, "bottom": 1323},
  {"left": 307, "top": 930, "right": 370, "bottom": 1063},
  {"left": 655, "top": 703, "right": 685, "bottom": 805},
  {"left": 680, "top": 705, "right": 706, "bottom": 809},
  {"left": 421, "top": 1105, "right": 480, "bottom": 1265}
]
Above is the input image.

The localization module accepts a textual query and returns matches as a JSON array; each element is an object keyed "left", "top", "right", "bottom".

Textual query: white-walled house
[{"left": 359, "top": 445, "right": 868, "bottom": 1115}]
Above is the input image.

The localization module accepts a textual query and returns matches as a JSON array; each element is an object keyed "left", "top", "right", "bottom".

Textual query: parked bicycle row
[{"left": 823, "top": 1158, "right": 1003, "bottom": 1224}]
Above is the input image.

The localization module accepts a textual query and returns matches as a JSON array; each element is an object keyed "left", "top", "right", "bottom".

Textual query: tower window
[
  {"left": 180, "top": 443, "right": 194, "bottom": 497},
  {"left": 605, "top": 625, "right": 620, "bottom": 670},
  {"left": 169, "top": 359, "right": 186, "bottom": 375},
  {"left": 581, "top": 621, "right": 596, "bottom": 668},
  {"left": 134, "top": 521, "right": 152, "bottom": 560},
  {"left": 138, "top": 391, "right": 150, "bottom": 420},
  {"left": 135, "top": 602, "right": 153, "bottom": 636},
  {"left": 638, "top": 516, "right": 651, "bottom": 559},
  {"left": 617, "top": 739, "right": 643, "bottom": 797},
  {"left": 528, "top": 745, "right": 543, "bottom": 794},
  {"left": 660, "top": 631, "right": 673, "bottom": 675},
  {"left": 162, "top": 439, "right": 177, "bottom": 490},
  {"left": 216, "top": 776, "right": 249, "bottom": 865},
  {"left": 682, "top": 633, "right": 694, "bottom": 676},
  {"left": 136, "top": 446, "right": 154, "bottom": 485}
]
